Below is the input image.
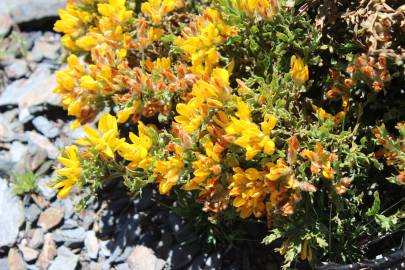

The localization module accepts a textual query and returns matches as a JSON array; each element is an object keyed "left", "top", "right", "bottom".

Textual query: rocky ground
[{"left": 0, "top": 2, "right": 285, "bottom": 270}]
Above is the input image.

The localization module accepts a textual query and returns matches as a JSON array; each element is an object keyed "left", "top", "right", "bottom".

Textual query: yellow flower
[
  {"left": 174, "top": 100, "right": 204, "bottom": 133},
  {"left": 154, "top": 145, "right": 184, "bottom": 194},
  {"left": 54, "top": 4, "right": 92, "bottom": 35},
  {"left": 175, "top": 8, "right": 237, "bottom": 75},
  {"left": 290, "top": 55, "right": 309, "bottom": 84},
  {"left": 301, "top": 143, "right": 337, "bottom": 180},
  {"left": 229, "top": 167, "right": 267, "bottom": 218},
  {"left": 147, "top": 27, "right": 164, "bottom": 42},
  {"left": 183, "top": 140, "right": 221, "bottom": 191},
  {"left": 118, "top": 122, "right": 153, "bottom": 169},
  {"left": 225, "top": 98, "right": 277, "bottom": 160},
  {"left": 53, "top": 145, "right": 82, "bottom": 199},
  {"left": 231, "top": 0, "right": 277, "bottom": 19},
  {"left": 312, "top": 105, "right": 346, "bottom": 125},
  {"left": 266, "top": 159, "right": 291, "bottom": 181},
  {"left": 75, "top": 35, "right": 98, "bottom": 51},
  {"left": 76, "top": 113, "right": 125, "bottom": 158},
  {"left": 98, "top": 0, "right": 133, "bottom": 23},
  {"left": 80, "top": 75, "right": 100, "bottom": 92},
  {"left": 141, "top": 0, "right": 183, "bottom": 24}
]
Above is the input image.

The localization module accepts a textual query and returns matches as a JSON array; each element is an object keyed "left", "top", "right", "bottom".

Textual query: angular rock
[
  {"left": 28, "top": 229, "right": 44, "bottom": 249},
  {"left": 37, "top": 207, "right": 64, "bottom": 231},
  {"left": 1, "top": 0, "right": 65, "bottom": 24},
  {"left": 0, "top": 12, "right": 12, "bottom": 36},
  {"left": 24, "top": 203, "right": 41, "bottom": 223},
  {"left": 49, "top": 246, "right": 78, "bottom": 270},
  {"left": 61, "top": 219, "right": 78, "bottom": 230},
  {"left": 115, "top": 263, "right": 130, "bottom": 270},
  {"left": 99, "top": 240, "right": 112, "bottom": 258},
  {"left": 7, "top": 248, "right": 25, "bottom": 270},
  {"left": 52, "top": 227, "right": 86, "bottom": 248},
  {"left": 0, "top": 113, "right": 15, "bottom": 142},
  {"left": 85, "top": 231, "right": 99, "bottom": 260},
  {"left": 28, "top": 34, "right": 60, "bottom": 62},
  {"left": 18, "top": 245, "right": 39, "bottom": 263},
  {"left": 37, "top": 176, "right": 56, "bottom": 200},
  {"left": 10, "top": 141, "right": 29, "bottom": 163},
  {"left": 63, "top": 197, "right": 74, "bottom": 219},
  {"left": 127, "top": 246, "right": 166, "bottom": 270},
  {"left": 36, "top": 233, "right": 56, "bottom": 270},
  {"left": 5, "top": 59, "right": 28, "bottom": 79},
  {"left": 30, "top": 193, "right": 49, "bottom": 209},
  {"left": 0, "top": 178, "right": 25, "bottom": 248},
  {"left": 28, "top": 148, "right": 48, "bottom": 171},
  {"left": 18, "top": 107, "right": 33, "bottom": 124},
  {"left": 0, "top": 258, "right": 8, "bottom": 270},
  {"left": 32, "top": 116, "right": 59, "bottom": 138},
  {"left": 27, "top": 131, "right": 59, "bottom": 159},
  {"left": 0, "top": 65, "right": 60, "bottom": 109}
]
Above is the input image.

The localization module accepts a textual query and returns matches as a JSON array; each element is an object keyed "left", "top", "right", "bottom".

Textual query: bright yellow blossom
[
  {"left": 154, "top": 144, "right": 184, "bottom": 194},
  {"left": 141, "top": 0, "right": 184, "bottom": 24},
  {"left": 290, "top": 55, "right": 309, "bottom": 84},
  {"left": 76, "top": 113, "right": 126, "bottom": 158},
  {"left": 174, "top": 100, "right": 204, "bottom": 133},
  {"left": 231, "top": 0, "right": 277, "bottom": 19},
  {"left": 229, "top": 167, "right": 268, "bottom": 218},
  {"left": 118, "top": 122, "right": 153, "bottom": 169},
  {"left": 183, "top": 140, "right": 221, "bottom": 191},
  {"left": 175, "top": 8, "right": 237, "bottom": 75},
  {"left": 301, "top": 143, "right": 337, "bottom": 180},
  {"left": 53, "top": 145, "right": 82, "bottom": 199},
  {"left": 97, "top": 0, "right": 133, "bottom": 23},
  {"left": 225, "top": 98, "right": 277, "bottom": 160}
]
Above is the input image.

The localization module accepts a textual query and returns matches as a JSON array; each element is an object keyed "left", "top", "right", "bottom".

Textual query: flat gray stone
[
  {"left": 85, "top": 231, "right": 99, "bottom": 259},
  {"left": 0, "top": 179, "right": 25, "bottom": 248},
  {"left": 52, "top": 227, "right": 86, "bottom": 247},
  {"left": 5, "top": 59, "right": 28, "bottom": 79},
  {"left": 28, "top": 228, "right": 44, "bottom": 249},
  {"left": 18, "top": 245, "right": 39, "bottom": 263},
  {"left": 1, "top": 0, "right": 65, "bottom": 24},
  {"left": 7, "top": 248, "right": 26, "bottom": 270},
  {"left": 37, "top": 176, "right": 56, "bottom": 200},
  {"left": 32, "top": 116, "right": 59, "bottom": 138},
  {"left": 0, "top": 65, "right": 60, "bottom": 109},
  {"left": 49, "top": 246, "right": 78, "bottom": 270},
  {"left": 24, "top": 203, "right": 41, "bottom": 223}
]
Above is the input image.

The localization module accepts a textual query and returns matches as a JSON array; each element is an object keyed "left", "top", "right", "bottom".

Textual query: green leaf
[
  {"left": 375, "top": 214, "right": 398, "bottom": 231},
  {"left": 276, "top": 32, "right": 289, "bottom": 42},
  {"left": 366, "top": 191, "right": 380, "bottom": 217},
  {"left": 262, "top": 228, "right": 283, "bottom": 244}
]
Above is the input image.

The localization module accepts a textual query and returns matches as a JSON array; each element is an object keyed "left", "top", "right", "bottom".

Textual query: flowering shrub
[{"left": 52, "top": 0, "right": 405, "bottom": 268}]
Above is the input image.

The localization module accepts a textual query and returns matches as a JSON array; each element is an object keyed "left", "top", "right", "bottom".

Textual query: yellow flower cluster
[
  {"left": 225, "top": 98, "right": 276, "bottom": 160},
  {"left": 141, "top": 0, "right": 184, "bottom": 24},
  {"left": 290, "top": 55, "right": 309, "bottom": 84},
  {"left": 175, "top": 8, "right": 238, "bottom": 75},
  {"left": 54, "top": 145, "right": 82, "bottom": 199},
  {"left": 301, "top": 143, "right": 337, "bottom": 179},
  {"left": 231, "top": 0, "right": 278, "bottom": 19},
  {"left": 53, "top": 0, "right": 341, "bottom": 228},
  {"left": 228, "top": 158, "right": 299, "bottom": 219},
  {"left": 175, "top": 68, "right": 231, "bottom": 133}
]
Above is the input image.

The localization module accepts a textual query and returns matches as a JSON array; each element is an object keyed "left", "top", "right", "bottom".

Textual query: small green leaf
[{"left": 366, "top": 191, "right": 380, "bottom": 217}]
